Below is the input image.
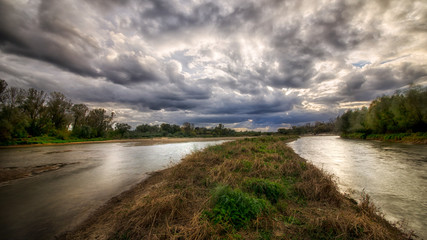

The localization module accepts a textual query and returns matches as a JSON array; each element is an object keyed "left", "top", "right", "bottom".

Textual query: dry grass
[{"left": 60, "top": 136, "right": 411, "bottom": 240}]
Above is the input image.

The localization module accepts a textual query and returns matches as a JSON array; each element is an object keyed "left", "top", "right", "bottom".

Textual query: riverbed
[
  {"left": 288, "top": 136, "right": 427, "bottom": 239},
  {"left": 0, "top": 140, "right": 227, "bottom": 240}
]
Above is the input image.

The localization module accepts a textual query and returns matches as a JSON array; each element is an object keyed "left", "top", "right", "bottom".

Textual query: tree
[
  {"left": 22, "top": 88, "right": 48, "bottom": 136},
  {"left": 115, "top": 123, "right": 131, "bottom": 138},
  {"left": 70, "top": 103, "right": 89, "bottom": 138},
  {"left": 0, "top": 81, "right": 28, "bottom": 141},
  {"left": 71, "top": 104, "right": 89, "bottom": 127},
  {"left": 86, "top": 108, "right": 114, "bottom": 137},
  {"left": 0, "top": 79, "right": 7, "bottom": 102},
  {"left": 336, "top": 110, "right": 351, "bottom": 134},
  {"left": 0, "top": 87, "right": 28, "bottom": 140},
  {"left": 47, "top": 92, "right": 72, "bottom": 131},
  {"left": 182, "top": 122, "right": 194, "bottom": 136}
]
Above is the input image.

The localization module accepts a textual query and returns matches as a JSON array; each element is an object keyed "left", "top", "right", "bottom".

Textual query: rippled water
[
  {"left": 0, "top": 141, "right": 226, "bottom": 240},
  {"left": 288, "top": 136, "right": 427, "bottom": 239}
]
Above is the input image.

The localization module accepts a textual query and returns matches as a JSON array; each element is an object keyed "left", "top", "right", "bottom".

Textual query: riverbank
[
  {"left": 0, "top": 137, "right": 245, "bottom": 184},
  {"left": 59, "top": 136, "right": 411, "bottom": 240},
  {"left": 0, "top": 136, "right": 247, "bottom": 148},
  {"left": 341, "top": 132, "right": 427, "bottom": 144}
]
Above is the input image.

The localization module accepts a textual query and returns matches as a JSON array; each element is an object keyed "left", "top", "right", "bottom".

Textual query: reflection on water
[
  {"left": 0, "top": 141, "right": 226, "bottom": 240},
  {"left": 288, "top": 136, "right": 427, "bottom": 239}
]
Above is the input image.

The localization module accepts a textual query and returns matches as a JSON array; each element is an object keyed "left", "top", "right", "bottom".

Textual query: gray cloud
[{"left": 1, "top": 0, "right": 426, "bottom": 130}]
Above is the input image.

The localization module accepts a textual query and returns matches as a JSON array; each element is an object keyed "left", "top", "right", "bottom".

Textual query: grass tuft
[
  {"left": 243, "top": 178, "right": 287, "bottom": 204},
  {"left": 205, "top": 185, "right": 268, "bottom": 230}
]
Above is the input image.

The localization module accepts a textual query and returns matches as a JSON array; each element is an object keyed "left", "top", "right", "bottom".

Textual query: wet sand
[{"left": 0, "top": 163, "right": 78, "bottom": 184}]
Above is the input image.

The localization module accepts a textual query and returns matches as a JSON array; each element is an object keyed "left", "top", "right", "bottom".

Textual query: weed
[
  {"left": 242, "top": 160, "right": 253, "bottom": 172},
  {"left": 283, "top": 215, "right": 303, "bottom": 226},
  {"left": 258, "top": 230, "right": 272, "bottom": 240},
  {"left": 205, "top": 185, "right": 268, "bottom": 230},
  {"left": 358, "top": 190, "right": 381, "bottom": 217},
  {"left": 109, "top": 231, "right": 131, "bottom": 240},
  {"left": 243, "top": 178, "right": 287, "bottom": 204}
]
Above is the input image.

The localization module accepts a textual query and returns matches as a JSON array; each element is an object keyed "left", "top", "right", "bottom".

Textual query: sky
[{"left": 0, "top": 0, "right": 426, "bottom": 131}]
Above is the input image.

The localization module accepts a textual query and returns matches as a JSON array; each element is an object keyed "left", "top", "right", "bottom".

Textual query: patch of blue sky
[{"left": 352, "top": 60, "right": 371, "bottom": 68}]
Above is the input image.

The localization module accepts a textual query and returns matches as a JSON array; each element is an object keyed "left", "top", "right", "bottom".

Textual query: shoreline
[
  {"left": 59, "top": 136, "right": 410, "bottom": 240},
  {"left": 0, "top": 136, "right": 248, "bottom": 149},
  {"left": 340, "top": 133, "right": 427, "bottom": 144}
]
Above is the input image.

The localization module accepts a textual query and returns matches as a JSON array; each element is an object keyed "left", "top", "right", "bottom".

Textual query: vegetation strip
[
  {"left": 60, "top": 136, "right": 410, "bottom": 240},
  {"left": 335, "top": 87, "right": 427, "bottom": 143}
]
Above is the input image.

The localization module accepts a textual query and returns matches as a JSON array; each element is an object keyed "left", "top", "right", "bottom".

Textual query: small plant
[
  {"left": 109, "top": 231, "right": 131, "bottom": 240},
  {"left": 205, "top": 185, "right": 268, "bottom": 230},
  {"left": 243, "top": 178, "right": 286, "bottom": 204},
  {"left": 242, "top": 160, "right": 253, "bottom": 172},
  {"left": 283, "top": 215, "right": 303, "bottom": 225},
  {"left": 258, "top": 230, "right": 272, "bottom": 240}
]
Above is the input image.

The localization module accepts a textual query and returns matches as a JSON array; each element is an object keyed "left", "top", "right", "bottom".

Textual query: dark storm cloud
[
  {"left": 0, "top": 0, "right": 426, "bottom": 129},
  {"left": 337, "top": 61, "right": 427, "bottom": 103},
  {"left": 342, "top": 73, "right": 367, "bottom": 94},
  {"left": 132, "top": 0, "right": 221, "bottom": 38},
  {"left": 84, "top": 0, "right": 130, "bottom": 10},
  {"left": 0, "top": 0, "right": 101, "bottom": 77},
  {"left": 101, "top": 54, "right": 162, "bottom": 84},
  {"left": 133, "top": 0, "right": 265, "bottom": 38},
  {"left": 306, "top": 1, "right": 375, "bottom": 50}
]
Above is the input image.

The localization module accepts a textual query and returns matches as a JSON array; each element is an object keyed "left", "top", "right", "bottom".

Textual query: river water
[
  {"left": 288, "top": 136, "right": 427, "bottom": 239},
  {"left": 0, "top": 140, "right": 226, "bottom": 240}
]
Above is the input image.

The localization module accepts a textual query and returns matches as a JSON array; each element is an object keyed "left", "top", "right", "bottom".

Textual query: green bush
[
  {"left": 206, "top": 185, "right": 268, "bottom": 229},
  {"left": 243, "top": 178, "right": 286, "bottom": 204}
]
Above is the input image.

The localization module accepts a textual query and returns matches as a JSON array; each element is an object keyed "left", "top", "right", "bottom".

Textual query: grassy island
[{"left": 60, "top": 136, "right": 410, "bottom": 240}]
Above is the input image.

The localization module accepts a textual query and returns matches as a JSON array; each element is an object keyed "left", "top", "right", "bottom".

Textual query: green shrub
[
  {"left": 206, "top": 185, "right": 268, "bottom": 229},
  {"left": 243, "top": 178, "right": 286, "bottom": 204}
]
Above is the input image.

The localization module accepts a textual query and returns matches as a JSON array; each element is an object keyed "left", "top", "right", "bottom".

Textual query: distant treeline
[
  {"left": 0, "top": 80, "right": 259, "bottom": 145},
  {"left": 277, "top": 121, "right": 335, "bottom": 135},
  {"left": 124, "top": 122, "right": 261, "bottom": 139},
  {"left": 335, "top": 86, "right": 427, "bottom": 137},
  {"left": 277, "top": 86, "right": 427, "bottom": 139}
]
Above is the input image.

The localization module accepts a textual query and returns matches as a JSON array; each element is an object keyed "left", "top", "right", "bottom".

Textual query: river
[
  {"left": 0, "top": 140, "right": 226, "bottom": 240},
  {"left": 288, "top": 136, "right": 427, "bottom": 239}
]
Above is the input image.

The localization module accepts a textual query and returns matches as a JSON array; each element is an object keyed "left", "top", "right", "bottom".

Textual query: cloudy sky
[{"left": 1, "top": 0, "right": 426, "bottom": 131}]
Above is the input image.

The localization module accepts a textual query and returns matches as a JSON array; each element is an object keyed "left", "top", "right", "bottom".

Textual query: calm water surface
[
  {"left": 288, "top": 136, "right": 427, "bottom": 239},
  {"left": 0, "top": 140, "right": 226, "bottom": 240}
]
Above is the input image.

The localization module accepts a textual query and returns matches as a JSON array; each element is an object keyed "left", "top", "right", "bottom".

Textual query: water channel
[
  {"left": 0, "top": 140, "right": 226, "bottom": 240},
  {"left": 288, "top": 136, "right": 427, "bottom": 239}
]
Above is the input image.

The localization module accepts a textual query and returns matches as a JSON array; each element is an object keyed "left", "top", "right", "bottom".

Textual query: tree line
[
  {"left": 277, "top": 86, "right": 426, "bottom": 137},
  {"left": 335, "top": 86, "right": 426, "bottom": 136},
  {"left": 277, "top": 121, "right": 335, "bottom": 135},
  {"left": 122, "top": 122, "right": 260, "bottom": 139},
  {"left": 0, "top": 80, "right": 259, "bottom": 145},
  {"left": 0, "top": 79, "right": 115, "bottom": 143}
]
